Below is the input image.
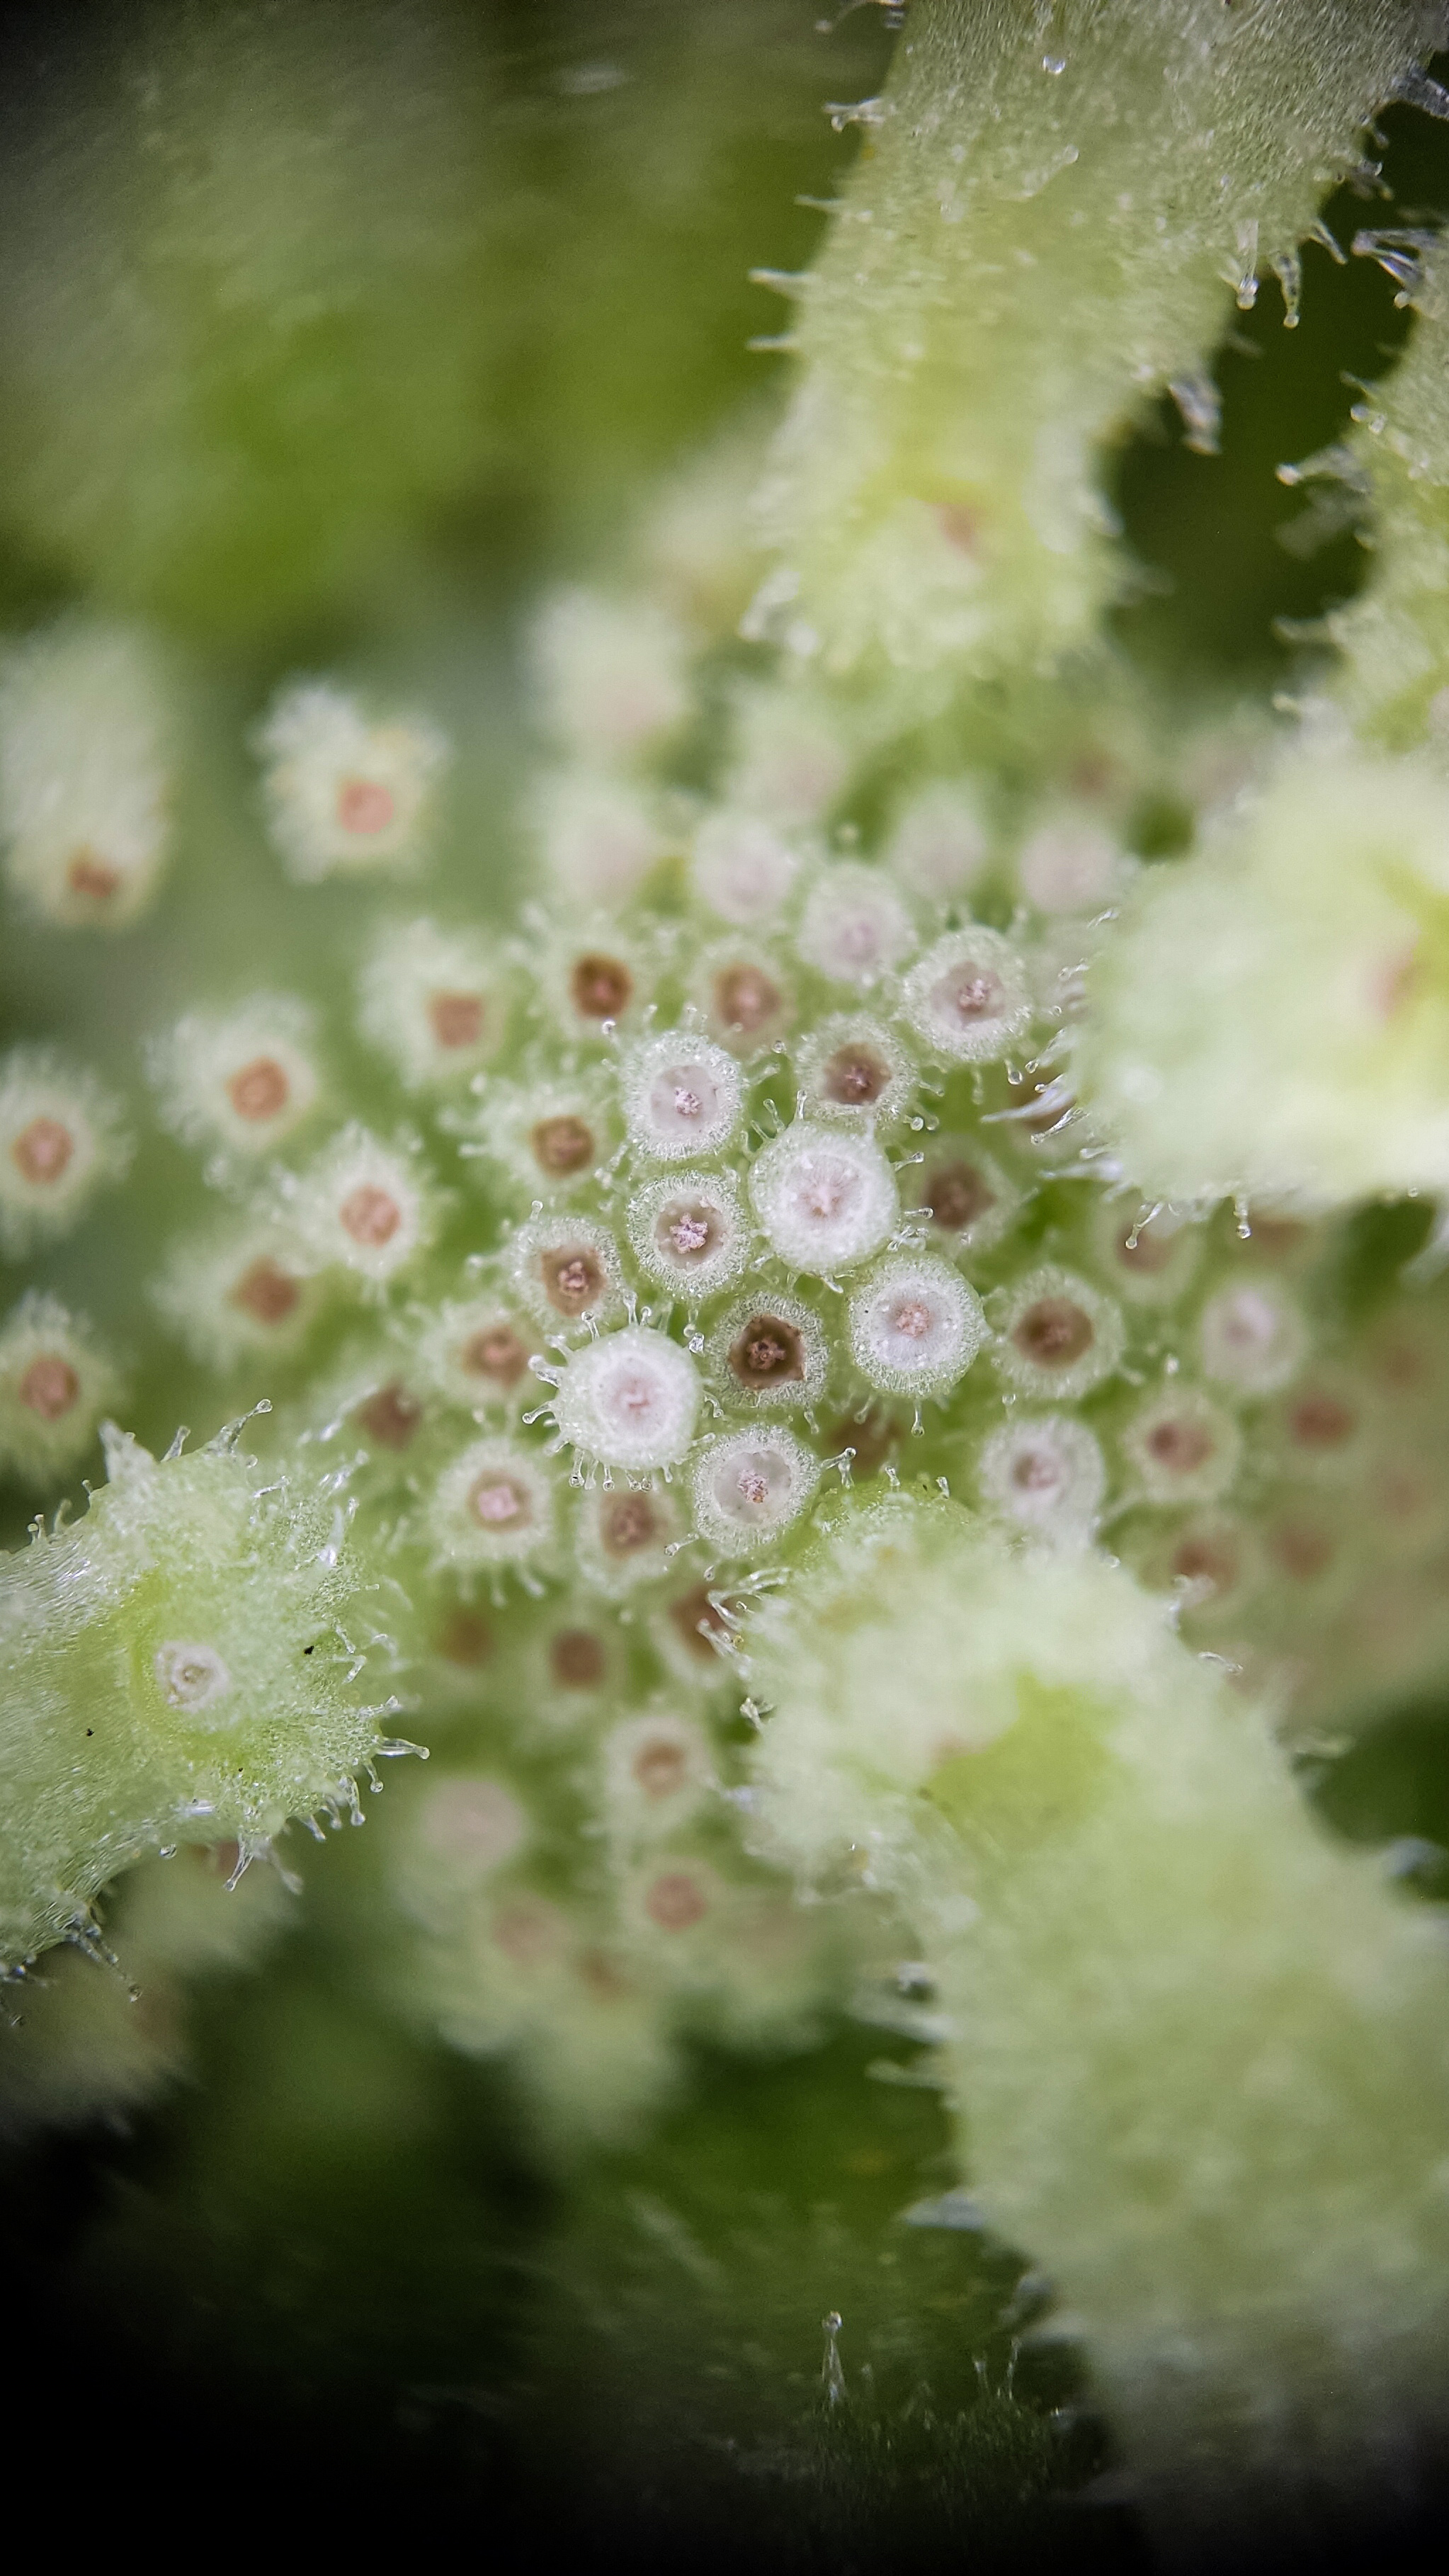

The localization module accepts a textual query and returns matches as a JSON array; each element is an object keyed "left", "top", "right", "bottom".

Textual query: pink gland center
[
  {"left": 19, "top": 1354, "right": 79, "bottom": 1419},
  {"left": 890, "top": 1298, "right": 933, "bottom": 1341},
  {"left": 340, "top": 1184, "right": 402, "bottom": 1247},
  {"left": 472, "top": 1474, "right": 528, "bottom": 1527},
  {"left": 11, "top": 1116, "right": 74, "bottom": 1185},
  {"left": 336, "top": 776, "right": 397, "bottom": 836},
  {"left": 227, "top": 1056, "right": 290, "bottom": 1122},
  {"left": 646, "top": 1872, "right": 708, "bottom": 1932}
]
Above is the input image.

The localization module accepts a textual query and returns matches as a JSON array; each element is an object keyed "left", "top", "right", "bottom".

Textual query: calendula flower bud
[
  {"left": 153, "top": 1222, "right": 319, "bottom": 1371},
  {"left": 575, "top": 1480, "right": 684, "bottom": 1598},
  {"left": 689, "top": 938, "right": 797, "bottom": 1055},
  {"left": 414, "top": 1295, "right": 542, "bottom": 1416},
  {"left": 724, "top": 683, "right": 850, "bottom": 825},
  {"left": 916, "top": 1134, "right": 1021, "bottom": 1257},
  {"left": 531, "top": 770, "right": 668, "bottom": 908},
  {"left": 428, "top": 1435, "right": 555, "bottom": 1574},
  {"left": 1090, "top": 1199, "right": 1205, "bottom": 1306},
  {"left": 1121, "top": 1386, "right": 1243, "bottom": 1508},
  {"left": 357, "top": 918, "right": 506, "bottom": 1090},
  {"left": 707, "top": 1291, "right": 831, "bottom": 1415},
  {"left": 507, "top": 1211, "right": 625, "bottom": 1335},
  {"left": 284, "top": 1125, "right": 437, "bottom": 1292},
  {"left": 1016, "top": 815, "right": 1122, "bottom": 916},
  {"left": 466, "top": 1073, "right": 615, "bottom": 1207},
  {"left": 392, "top": 1776, "right": 532, "bottom": 1932},
  {"left": 518, "top": 1602, "right": 629, "bottom": 1730},
  {"left": 977, "top": 1412, "right": 1106, "bottom": 1547},
  {"left": 625, "top": 1170, "right": 753, "bottom": 1303},
  {"left": 619, "top": 1028, "right": 745, "bottom": 1164},
  {"left": 651, "top": 1575, "right": 739, "bottom": 1694},
  {"left": 0, "top": 620, "right": 173, "bottom": 929},
  {"left": 601, "top": 1711, "right": 713, "bottom": 1849},
  {"left": 147, "top": 996, "right": 321, "bottom": 1159},
  {"left": 899, "top": 928, "right": 1032, "bottom": 1064},
  {"left": 691, "top": 1424, "right": 819, "bottom": 1557},
  {"left": 0, "top": 1293, "right": 118, "bottom": 1486},
  {"left": 749, "top": 1120, "right": 899, "bottom": 1275},
  {"left": 0, "top": 1050, "right": 132, "bottom": 1256},
  {"left": 688, "top": 810, "right": 801, "bottom": 926},
  {"left": 549, "top": 1325, "right": 700, "bottom": 1473},
  {"left": 847, "top": 1254, "right": 985, "bottom": 1401},
  {"left": 256, "top": 680, "right": 447, "bottom": 882},
  {"left": 531, "top": 587, "right": 690, "bottom": 764},
  {"left": 795, "top": 862, "right": 916, "bottom": 992},
  {"left": 622, "top": 1849, "right": 732, "bottom": 1968},
  {"left": 538, "top": 918, "right": 649, "bottom": 1043},
  {"left": 992, "top": 1264, "right": 1125, "bottom": 1402},
  {"left": 792, "top": 1012, "right": 916, "bottom": 1131},
  {"left": 1199, "top": 1283, "right": 1307, "bottom": 1397},
  {"left": 1142, "top": 1510, "right": 1263, "bottom": 1622},
  {"left": 884, "top": 780, "right": 991, "bottom": 905}
]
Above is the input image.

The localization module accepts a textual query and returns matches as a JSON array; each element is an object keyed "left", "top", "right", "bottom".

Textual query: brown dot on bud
[
  {"left": 539, "top": 1245, "right": 604, "bottom": 1315},
  {"left": 729, "top": 1313, "right": 805, "bottom": 1389},
  {"left": 356, "top": 1380, "right": 422, "bottom": 1451},
  {"left": 439, "top": 1606, "right": 494, "bottom": 1667},
  {"left": 714, "top": 963, "right": 780, "bottom": 1035},
  {"left": 935, "top": 499, "right": 983, "bottom": 555},
  {"left": 492, "top": 1899, "right": 561, "bottom": 1965},
  {"left": 1171, "top": 1532, "right": 1239, "bottom": 1595},
  {"left": 336, "top": 776, "right": 396, "bottom": 836},
  {"left": 551, "top": 1626, "right": 608, "bottom": 1689},
  {"left": 229, "top": 1256, "right": 302, "bottom": 1324},
  {"left": 577, "top": 1946, "right": 630, "bottom": 2001},
  {"left": 462, "top": 1323, "right": 530, "bottom": 1388},
  {"left": 11, "top": 1116, "right": 74, "bottom": 1186},
  {"left": 1013, "top": 1297, "right": 1093, "bottom": 1369},
  {"left": 924, "top": 1158, "right": 993, "bottom": 1232},
  {"left": 826, "top": 1404, "right": 898, "bottom": 1481},
  {"left": 646, "top": 1871, "right": 708, "bottom": 1932},
  {"left": 570, "top": 953, "right": 633, "bottom": 1021},
  {"left": 633, "top": 1737, "right": 689, "bottom": 1800},
  {"left": 227, "top": 1056, "right": 290, "bottom": 1123},
  {"left": 1111, "top": 1220, "right": 1176, "bottom": 1276},
  {"left": 470, "top": 1472, "right": 530, "bottom": 1528},
  {"left": 428, "top": 991, "right": 483, "bottom": 1050},
  {"left": 18, "top": 1354, "right": 79, "bottom": 1419},
  {"left": 340, "top": 1183, "right": 402, "bottom": 1247},
  {"left": 66, "top": 846, "right": 123, "bottom": 902},
  {"left": 1269, "top": 1521, "right": 1334, "bottom": 1583},
  {"left": 668, "top": 1581, "right": 729, "bottom": 1664},
  {"left": 530, "top": 1114, "right": 595, "bottom": 1177},
  {"left": 657, "top": 1200, "right": 718, "bottom": 1264},
  {"left": 601, "top": 1490, "right": 661, "bottom": 1557},
  {"left": 1288, "top": 1392, "right": 1356, "bottom": 1449},
  {"left": 1146, "top": 1417, "right": 1214, "bottom": 1475},
  {"left": 821, "top": 1043, "right": 892, "bottom": 1108}
]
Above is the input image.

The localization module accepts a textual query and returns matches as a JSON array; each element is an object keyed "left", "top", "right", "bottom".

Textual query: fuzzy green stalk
[
  {"left": 754, "top": 0, "right": 1444, "bottom": 700},
  {"left": 747, "top": 1494, "right": 1449, "bottom": 2555},
  {"left": 0, "top": 1419, "right": 395, "bottom": 1967}
]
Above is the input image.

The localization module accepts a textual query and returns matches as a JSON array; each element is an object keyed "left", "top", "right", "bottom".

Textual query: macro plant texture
[{"left": 8, "top": 1, "right": 1449, "bottom": 2565}]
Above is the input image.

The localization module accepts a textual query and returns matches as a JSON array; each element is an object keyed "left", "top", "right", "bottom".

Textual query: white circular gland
[
  {"left": 748, "top": 1122, "right": 899, "bottom": 1275},
  {"left": 621, "top": 1031, "right": 744, "bottom": 1163},
  {"left": 691, "top": 1426, "right": 819, "bottom": 1557},
  {"left": 553, "top": 1324, "right": 701, "bottom": 1470},
  {"left": 848, "top": 1255, "right": 985, "bottom": 1398},
  {"left": 900, "top": 927, "right": 1030, "bottom": 1063}
]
